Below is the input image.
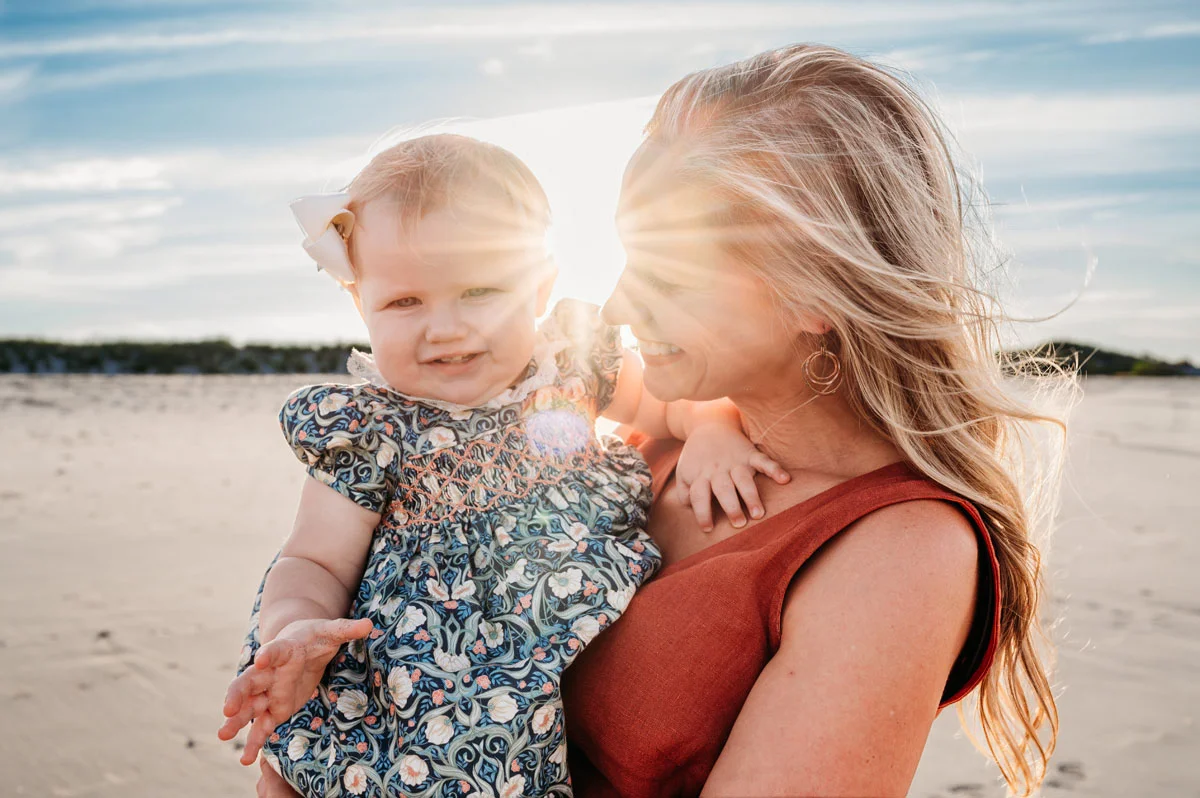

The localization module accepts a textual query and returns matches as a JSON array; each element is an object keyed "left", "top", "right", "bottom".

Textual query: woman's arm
[{"left": 701, "top": 499, "right": 980, "bottom": 797}]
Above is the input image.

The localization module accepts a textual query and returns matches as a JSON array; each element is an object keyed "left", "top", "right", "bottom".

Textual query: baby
[{"left": 218, "top": 134, "right": 785, "bottom": 797}]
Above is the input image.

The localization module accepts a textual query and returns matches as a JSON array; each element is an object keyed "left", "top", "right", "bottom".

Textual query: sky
[{"left": 1, "top": 0, "right": 1198, "bottom": 361}]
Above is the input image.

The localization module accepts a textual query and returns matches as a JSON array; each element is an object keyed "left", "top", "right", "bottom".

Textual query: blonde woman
[{"left": 561, "top": 44, "right": 1070, "bottom": 797}]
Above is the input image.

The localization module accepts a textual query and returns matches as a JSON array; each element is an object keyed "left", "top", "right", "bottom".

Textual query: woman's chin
[{"left": 641, "top": 364, "right": 692, "bottom": 404}]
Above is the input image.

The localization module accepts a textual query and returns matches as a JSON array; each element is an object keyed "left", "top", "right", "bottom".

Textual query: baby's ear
[{"left": 535, "top": 259, "right": 558, "bottom": 316}]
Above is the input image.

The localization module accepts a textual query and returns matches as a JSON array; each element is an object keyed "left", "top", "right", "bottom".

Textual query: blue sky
[{"left": 2, "top": 0, "right": 1198, "bottom": 361}]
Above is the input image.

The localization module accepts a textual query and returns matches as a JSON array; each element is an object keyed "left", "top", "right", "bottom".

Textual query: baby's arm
[
  {"left": 602, "top": 350, "right": 790, "bottom": 529},
  {"left": 218, "top": 476, "right": 379, "bottom": 764},
  {"left": 601, "top": 350, "right": 729, "bottom": 440}
]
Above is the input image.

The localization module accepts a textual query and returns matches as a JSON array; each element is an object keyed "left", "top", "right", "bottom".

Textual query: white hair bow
[{"left": 290, "top": 192, "right": 356, "bottom": 283}]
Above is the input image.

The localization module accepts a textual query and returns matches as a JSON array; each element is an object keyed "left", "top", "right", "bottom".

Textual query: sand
[{"left": 0, "top": 374, "right": 1196, "bottom": 797}]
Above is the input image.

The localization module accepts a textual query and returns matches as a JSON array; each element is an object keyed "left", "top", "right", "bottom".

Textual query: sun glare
[
  {"left": 456, "top": 98, "right": 658, "bottom": 306},
  {"left": 324, "top": 96, "right": 658, "bottom": 321}
]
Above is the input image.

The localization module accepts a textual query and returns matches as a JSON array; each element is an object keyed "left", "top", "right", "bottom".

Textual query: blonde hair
[
  {"left": 343, "top": 133, "right": 552, "bottom": 274},
  {"left": 642, "top": 45, "right": 1075, "bottom": 795}
]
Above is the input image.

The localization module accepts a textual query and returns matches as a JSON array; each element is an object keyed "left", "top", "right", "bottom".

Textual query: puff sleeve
[
  {"left": 279, "top": 384, "right": 395, "bottom": 514},
  {"left": 541, "top": 299, "right": 625, "bottom": 415}
]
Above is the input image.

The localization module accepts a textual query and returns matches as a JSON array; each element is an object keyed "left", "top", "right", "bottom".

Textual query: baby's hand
[
  {"left": 676, "top": 423, "right": 790, "bottom": 531},
  {"left": 218, "top": 617, "right": 373, "bottom": 766}
]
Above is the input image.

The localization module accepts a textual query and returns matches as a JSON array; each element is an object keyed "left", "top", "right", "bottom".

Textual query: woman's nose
[{"left": 601, "top": 268, "right": 637, "bottom": 327}]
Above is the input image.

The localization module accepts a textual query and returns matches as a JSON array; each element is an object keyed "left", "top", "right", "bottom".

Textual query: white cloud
[
  {"left": 0, "top": 3, "right": 1165, "bottom": 104},
  {"left": 0, "top": 65, "right": 35, "bottom": 101},
  {"left": 997, "top": 208, "right": 1200, "bottom": 254},
  {"left": 1084, "top": 21, "right": 1200, "bottom": 44},
  {"left": 875, "top": 45, "right": 1000, "bottom": 73},
  {"left": 0, "top": 157, "right": 171, "bottom": 193},
  {"left": 49, "top": 305, "right": 365, "bottom": 345},
  {"left": 0, "top": 2, "right": 1071, "bottom": 60},
  {"left": 3, "top": 86, "right": 1197, "bottom": 358},
  {"left": 0, "top": 140, "right": 367, "bottom": 198},
  {"left": 1070, "top": 289, "right": 1159, "bottom": 305},
  {"left": 991, "top": 193, "right": 1151, "bottom": 218},
  {"left": 517, "top": 39, "right": 554, "bottom": 61},
  {"left": 936, "top": 91, "right": 1200, "bottom": 178},
  {"left": 480, "top": 58, "right": 506, "bottom": 77},
  {"left": 0, "top": 197, "right": 183, "bottom": 231},
  {"left": 30, "top": 55, "right": 263, "bottom": 94},
  {"left": 0, "top": 97, "right": 659, "bottom": 308},
  {"left": 948, "top": 92, "right": 1200, "bottom": 135},
  {"left": 9, "top": 87, "right": 1186, "bottom": 205},
  {"left": 0, "top": 241, "right": 302, "bottom": 300}
]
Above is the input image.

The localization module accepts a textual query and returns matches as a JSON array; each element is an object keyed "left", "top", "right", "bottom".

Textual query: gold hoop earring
[{"left": 802, "top": 347, "right": 841, "bottom": 396}]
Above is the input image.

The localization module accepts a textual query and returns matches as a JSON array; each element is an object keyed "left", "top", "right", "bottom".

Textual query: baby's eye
[
  {"left": 463, "top": 287, "right": 499, "bottom": 298},
  {"left": 389, "top": 297, "right": 421, "bottom": 308}
]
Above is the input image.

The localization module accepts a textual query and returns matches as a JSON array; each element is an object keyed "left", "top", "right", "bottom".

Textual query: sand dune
[{"left": 0, "top": 375, "right": 1196, "bottom": 796}]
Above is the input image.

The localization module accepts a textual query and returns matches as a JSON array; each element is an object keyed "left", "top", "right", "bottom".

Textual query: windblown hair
[
  {"left": 344, "top": 133, "right": 551, "bottom": 267},
  {"left": 641, "top": 44, "right": 1075, "bottom": 795}
]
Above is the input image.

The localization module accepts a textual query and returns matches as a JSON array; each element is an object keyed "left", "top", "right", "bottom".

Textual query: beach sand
[{"left": 0, "top": 375, "right": 1195, "bottom": 796}]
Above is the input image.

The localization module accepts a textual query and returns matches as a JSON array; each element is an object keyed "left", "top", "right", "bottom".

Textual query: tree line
[
  {"left": 0, "top": 338, "right": 1196, "bottom": 377},
  {"left": 0, "top": 339, "right": 367, "bottom": 375}
]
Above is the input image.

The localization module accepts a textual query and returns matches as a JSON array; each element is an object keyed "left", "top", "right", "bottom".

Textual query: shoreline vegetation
[{"left": 0, "top": 338, "right": 1197, "bottom": 377}]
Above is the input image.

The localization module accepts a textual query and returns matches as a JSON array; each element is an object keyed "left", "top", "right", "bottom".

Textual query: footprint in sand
[
  {"left": 1110, "top": 607, "right": 1132, "bottom": 630},
  {"left": 1045, "top": 760, "right": 1086, "bottom": 790}
]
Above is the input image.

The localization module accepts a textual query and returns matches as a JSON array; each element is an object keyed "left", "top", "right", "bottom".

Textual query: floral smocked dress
[{"left": 238, "top": 300, "right": 660, "bottom": 798}]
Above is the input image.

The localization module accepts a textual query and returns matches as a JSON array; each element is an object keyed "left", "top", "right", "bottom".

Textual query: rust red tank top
[{"left": 562, "top": 437, "right": 1001, "bottom": 798}]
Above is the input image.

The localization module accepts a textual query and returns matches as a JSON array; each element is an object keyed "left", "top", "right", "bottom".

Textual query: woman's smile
[
  {"left": 636, "top": 337, "right": 681, "bottom": 357},
  {"left": 636, "top": 337, "right": 684, "bottom": 366}
]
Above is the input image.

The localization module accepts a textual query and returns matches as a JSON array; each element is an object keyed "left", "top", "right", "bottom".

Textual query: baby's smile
[{"left": 422, "top": 350, "right": 490, "bottom": 378}]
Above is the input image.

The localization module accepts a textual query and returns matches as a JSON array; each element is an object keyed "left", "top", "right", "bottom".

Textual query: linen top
[
  {"left": 562, "top": 436, "right": 1001, "bottom": 798},
  {"left": 238, "top": 300, "right": 661, "bottom": 798}
]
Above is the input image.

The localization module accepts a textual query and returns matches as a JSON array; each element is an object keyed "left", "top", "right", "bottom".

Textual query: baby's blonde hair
[
  {"left": 641, "top": 44, "right": 1075, "bottom": 795},
  {"left": 343, "top": 133, "right": 552, "bottom": 276}
]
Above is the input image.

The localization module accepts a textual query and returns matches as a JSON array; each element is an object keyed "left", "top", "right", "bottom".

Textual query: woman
[
  {"left": 560, "top": 44, "right": 1070, "bottom": 797},
  {"left": 256, "top": 44, "right": 1069, "bottom": 797}
]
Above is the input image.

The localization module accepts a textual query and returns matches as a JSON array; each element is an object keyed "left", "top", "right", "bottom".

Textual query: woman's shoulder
[
  {"left": 775, "top": 491, "right": 987, "bottom": 700},
  {"left": 696, "top": 494, "right": 985, "bottom": 796},
  {"left": 778, "top": 468, "right": 984, "bottom": 624},
  {"left": 657, "top": 454, "right": 991, "bottom": 688},
  {"left": 816, "top": 499, "right": 982, "bottom": 617}
]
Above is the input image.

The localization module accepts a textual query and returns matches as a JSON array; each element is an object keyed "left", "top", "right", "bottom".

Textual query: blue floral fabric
[{"left": 238, "top": 300, "right": 660, "bottom": 797}]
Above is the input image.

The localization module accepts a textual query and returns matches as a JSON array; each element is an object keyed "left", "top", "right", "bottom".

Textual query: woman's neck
[{"left": 733, "top": 382, "right": 901, "bottom": 480}]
